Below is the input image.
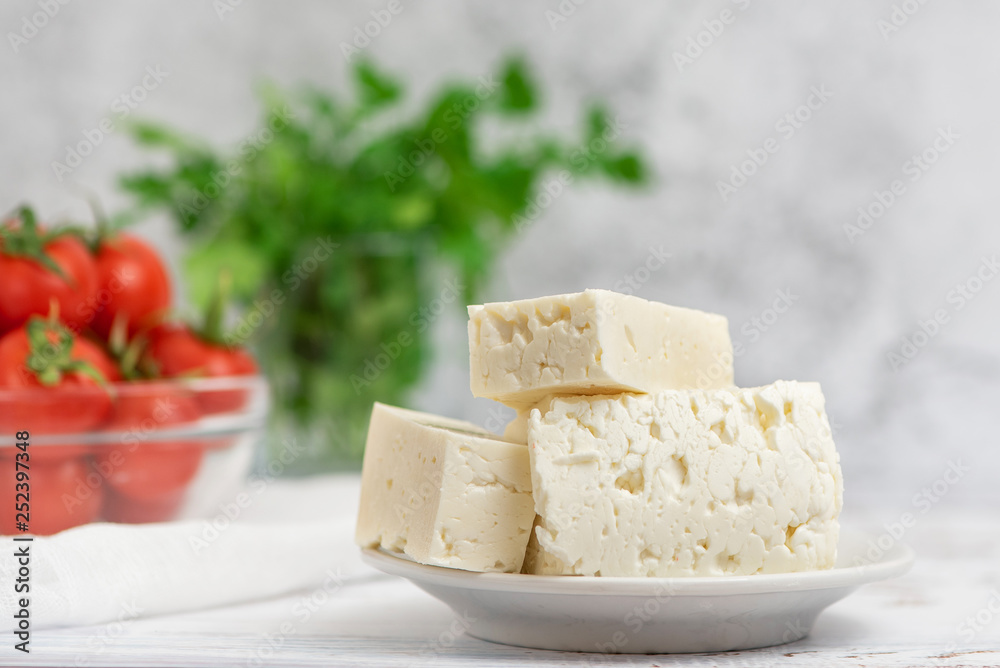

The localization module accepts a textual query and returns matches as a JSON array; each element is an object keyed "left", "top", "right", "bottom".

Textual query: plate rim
[{"left": 361, "top": 529, "right": 915, "bottom": 597}]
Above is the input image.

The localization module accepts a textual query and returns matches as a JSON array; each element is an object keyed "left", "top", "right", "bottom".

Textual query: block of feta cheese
[
  {"left": 468, "top": 289, "right": 734, "bottom": 407},
  {"left": 523, "top": 381, "right": 842, "bottom": 577},
  {"left": 356, "top": 403, "right": 534, "bottom": 573}
]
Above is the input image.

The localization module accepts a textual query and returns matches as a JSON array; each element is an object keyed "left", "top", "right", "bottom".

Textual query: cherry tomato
[
  {"left": 89, "top": 233, "right": 172, "bottom": 338},
  {"left": 144, "top": 324, "right": 257, "bottom": 414},
  {"left": 93, "top": 384, "right": 204, "bottom": 499},
  {"left": 101, "top": 486, "right": 184, "bottom": 523},
  {"left": 109, "top": 382, "right": 202, "bottom": 432},
  {"left": 93, "top": 439, "right": 203, "bottom": 501},
  {"left": 0, "top": 456, "right": 102, "bottom": 535},
  {"left": 0, "top": 214, "right": 98, "bottom": 335},
  {"left": 0, "top": 318, "right": 119, "bottom": 456}
]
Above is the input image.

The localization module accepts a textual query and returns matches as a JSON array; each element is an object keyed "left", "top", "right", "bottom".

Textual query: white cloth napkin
[{"left": 0, "top": 516, "right": 366, "bottom": 630}]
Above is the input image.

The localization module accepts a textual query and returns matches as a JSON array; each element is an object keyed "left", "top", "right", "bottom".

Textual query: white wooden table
[{"left": 12, "top": 475, "right": 1000, "bottom": 667}]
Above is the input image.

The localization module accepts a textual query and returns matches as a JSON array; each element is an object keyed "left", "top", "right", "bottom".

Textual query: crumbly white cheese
[
  {"left": 523, "top": 381, "right": 842, "bottom": 577},
  {"left": 468, "top": 289, "right": 734, "bottom": 407},
  {"left": 355, "top": 403, "right": 534, "bottom": 573}
]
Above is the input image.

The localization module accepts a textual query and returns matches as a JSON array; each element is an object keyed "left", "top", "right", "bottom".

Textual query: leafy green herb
[{"left": 117, "top": 57, "right": 648, "bottom": 467}]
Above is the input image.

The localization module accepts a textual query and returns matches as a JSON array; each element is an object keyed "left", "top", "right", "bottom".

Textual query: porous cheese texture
[
  {"left": 468, "top": 289, "right": 734, "bottom": 407},
  {"left": 355, "top": 403, "right": 534, "bottom": 573},
  {"left": 523, "top": 381, "right": 842, "bottom": 577}
]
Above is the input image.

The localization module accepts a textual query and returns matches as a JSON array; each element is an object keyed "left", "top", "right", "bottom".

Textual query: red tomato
[
  {"left": 0, "top": 318, "right": 119, "bottom": 448},
  {"left": 101, "top": 486, "right": 184, "bottom": 523},
  {"left": 0, "top": 221, "right": 98, "bottom": 335},
  {"left": 89, "top": 233, "right": 172, "bottom": 338},
  {"left": 143, "top": 324, "right": 258, "bottom": 414},
  {"left": 94, "top": 442, "right": 203, "bottom": 501},
  {"left": 93, "top": 384, "right": 204, "bottom": 499},
  {"left": 0, "top": 456, "right": 102, "bottom": 535},
  {"left": 109, "top": 382, "right": 202, "bottom": 431}
]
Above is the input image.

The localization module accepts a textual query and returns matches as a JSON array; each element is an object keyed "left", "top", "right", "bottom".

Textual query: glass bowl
[{"left": 0, "top": 375, "right": 268, "bottom": 535}]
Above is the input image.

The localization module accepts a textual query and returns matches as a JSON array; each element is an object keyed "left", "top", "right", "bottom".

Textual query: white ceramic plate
[{"left": 361, "top": 529, "right": 914, "bottom": 654}]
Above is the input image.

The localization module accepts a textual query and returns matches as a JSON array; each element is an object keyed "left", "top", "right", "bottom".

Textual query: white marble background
[{"left": 1, "top": 0, "right": 997, "bottom": 514}]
